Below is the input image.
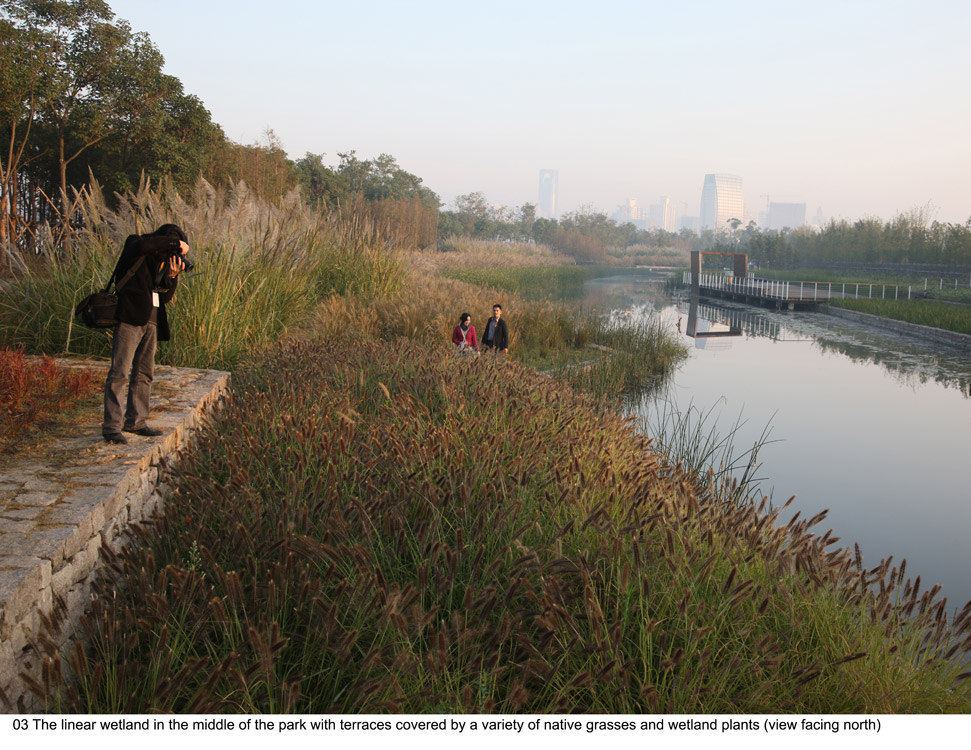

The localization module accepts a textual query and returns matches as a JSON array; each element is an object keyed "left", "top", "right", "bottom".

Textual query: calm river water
[{"left": 583, "top": 271, "right": 971, "bottom": 608}]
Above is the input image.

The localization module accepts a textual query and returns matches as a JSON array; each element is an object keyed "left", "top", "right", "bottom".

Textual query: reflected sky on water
[{"left": 584, "top": 272, "right": 971, "bottom": 608}]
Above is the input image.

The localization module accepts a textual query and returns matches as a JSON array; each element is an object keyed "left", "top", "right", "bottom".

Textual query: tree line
[
  {"left": 2, "top": 0, "right": 221, "bottom": 246},
  {"left": 722, "top": 208, "right": 971, "bottom": 270},
  {"left": 0, "top": 0, "right": 439, "bottom": 254}
]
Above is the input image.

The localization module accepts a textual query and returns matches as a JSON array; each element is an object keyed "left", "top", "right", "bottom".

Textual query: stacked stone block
[{"left": 0, "top": 361, "right": 229, "bottom": 711}]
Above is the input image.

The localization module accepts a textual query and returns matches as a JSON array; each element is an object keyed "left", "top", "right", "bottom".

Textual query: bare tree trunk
[{"left": 1, "top": 127, "right": 15, "bottom": 248}]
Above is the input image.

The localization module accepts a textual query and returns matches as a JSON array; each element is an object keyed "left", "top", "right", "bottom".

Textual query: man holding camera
[{"left": 102, "top": 224, "right": 190, "bottom": 445}]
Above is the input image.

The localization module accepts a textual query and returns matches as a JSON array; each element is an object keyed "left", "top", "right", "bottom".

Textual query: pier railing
[
  {"left": 684, "top": 273, "right": 922, "bottom": 303},
  {"left": 685, "top": 272, "right": 790, "bottom": 299}
]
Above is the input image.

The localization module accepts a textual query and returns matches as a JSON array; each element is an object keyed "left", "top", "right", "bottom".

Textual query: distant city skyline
[{"left": 105, "top": 0, "right": 971, "bottom": 225}]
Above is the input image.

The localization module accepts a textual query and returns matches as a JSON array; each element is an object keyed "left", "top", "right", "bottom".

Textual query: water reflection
[
  {"left": 812, "top": 331, "right": 971, "bottom": 397},
  {"left": 665, "top": 293, "right": 971, "bottom": 397},
  {"left": 678, "top": 296, "right": 792, "bottom": 344},
  {"left": 585, "top": 272, "right": 971, "bottom": 608}
]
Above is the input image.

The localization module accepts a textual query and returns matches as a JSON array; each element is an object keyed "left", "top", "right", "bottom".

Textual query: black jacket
[
  {"left": 111, "top": 234, "right": 181, "bottom": 341},
  {"left": 482, "top": 316, "right": 508, "bottom": 350}
]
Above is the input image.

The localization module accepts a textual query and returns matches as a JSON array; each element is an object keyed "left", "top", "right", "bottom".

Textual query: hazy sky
[{"left": 107, "top": 0, "right": 970, "bottom": 224}]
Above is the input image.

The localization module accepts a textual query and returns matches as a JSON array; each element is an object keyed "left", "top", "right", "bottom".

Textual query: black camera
[{"left": 164, "top": 250, "right": 194, "bottom": 272}]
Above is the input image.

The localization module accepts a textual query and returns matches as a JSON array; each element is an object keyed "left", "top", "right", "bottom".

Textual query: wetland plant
[
  {"left": 0, "top": 179, "right": 405, "bottom": 369},
  {"left": 23, "top": 337, "right": 971, "bottom": 713}
]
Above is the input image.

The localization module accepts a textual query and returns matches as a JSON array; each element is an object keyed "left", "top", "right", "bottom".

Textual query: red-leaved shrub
[{"left": 0, "top": 348, "right": 98, "bottom": 449}]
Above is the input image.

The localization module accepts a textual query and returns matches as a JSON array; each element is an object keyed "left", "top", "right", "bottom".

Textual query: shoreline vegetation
[
  {"left": 2, "top": 185, "right": 971, "bottom": 713},
  {"left": 824, "top": 298, "right": 971, "bottom": 337}
]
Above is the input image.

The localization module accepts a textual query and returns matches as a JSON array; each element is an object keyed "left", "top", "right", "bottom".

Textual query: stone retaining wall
[
  {"left": 820, "top": 305, "right": 971, "bottom": 351},
  {"left": 0, "top": 362, "right": 230, "bottom": 712}
]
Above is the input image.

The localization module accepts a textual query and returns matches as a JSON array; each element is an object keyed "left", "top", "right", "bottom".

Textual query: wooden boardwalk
[{"left": 685, "top": 273, "right": 914, "bottom": 311}]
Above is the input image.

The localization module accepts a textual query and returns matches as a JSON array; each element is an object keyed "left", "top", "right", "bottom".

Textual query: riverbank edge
[
  {"left": 819, "top": 304, "right": 971, "bottom": 351},
  {"left": 0, "top": 360, "right": 230, "bottom": 712}
]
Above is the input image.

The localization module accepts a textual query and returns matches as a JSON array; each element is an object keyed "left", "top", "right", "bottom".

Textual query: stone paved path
[{"left": 0, "top": 357, "right": 229, "bottom": 710}]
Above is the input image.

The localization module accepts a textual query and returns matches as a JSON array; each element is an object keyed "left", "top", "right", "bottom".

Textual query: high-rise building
[
  {"left": 614, "top": 198, "right": 646, "bottom": 227},
  {"left": 538, "top": 169, "right": 558, "bottom": 219},
  {"left": 699, "top": 174, "right": 744, "bottom": 232},
  {"left": 767, "top": 202, "right": 806, "bottom": 231},
  {"left": 652, "top": 196, "right": 678, "bottom": 232}
]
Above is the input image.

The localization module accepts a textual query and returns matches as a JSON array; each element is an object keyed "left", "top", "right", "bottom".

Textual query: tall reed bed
[
  {"left": 305, "top": 271, "right": 684, "bottom": 401},
  {"left": 827, "top": 298, "right": 971, "bottom": 336},
  {"left": 24, "top": 336, "right": 971, "bottom": 713},
  {"left": 0, "top": 179, "right": 405, "bottom": 369},
  {"left": 441, "top": 265, "right": 588, "bottom": 300},
  {"left": 545, "top": 316, "right": 685, "bottom": 400},
  {"left": 429, "top": 237, "right": 565, "bottom": 270},
  {"left": 609, "top": 243, "right": 691, "bottom": 268}
]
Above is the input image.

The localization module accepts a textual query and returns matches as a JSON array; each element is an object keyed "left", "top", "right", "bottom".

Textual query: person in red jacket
[
  {"left": 452, "top": 312, "right": 478, "bottom": 354},
  {"left": 102, "top": 224, "right": 189, "bottom": 444}
]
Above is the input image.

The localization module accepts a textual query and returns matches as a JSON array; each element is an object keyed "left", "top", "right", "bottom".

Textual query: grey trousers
[{"left": 103, "top": 321, "right": 157, "bottom": 435}]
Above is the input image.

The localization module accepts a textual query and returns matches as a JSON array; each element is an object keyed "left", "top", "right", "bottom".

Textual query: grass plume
[{"left": 27, "top": 335, "right": 971, "bottom": 713}]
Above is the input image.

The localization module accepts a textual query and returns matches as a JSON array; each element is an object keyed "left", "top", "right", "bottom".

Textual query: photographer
[{"left": 102, "top": 224, "right": 190, "bottom": 445}]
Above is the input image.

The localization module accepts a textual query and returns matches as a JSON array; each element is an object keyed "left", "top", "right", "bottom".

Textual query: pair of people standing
[{"left": 451, "top": 304, "right": 508, "bottom": 354}]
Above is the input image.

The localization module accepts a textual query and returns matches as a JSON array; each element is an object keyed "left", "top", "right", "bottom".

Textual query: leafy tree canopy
[{"left": 336, "top": 151, "right": 439, "bottom": 208}]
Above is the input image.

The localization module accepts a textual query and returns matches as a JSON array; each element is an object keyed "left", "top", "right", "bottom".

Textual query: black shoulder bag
[{"left": 75, "top": 256, "right": 146, "bottom": 329}]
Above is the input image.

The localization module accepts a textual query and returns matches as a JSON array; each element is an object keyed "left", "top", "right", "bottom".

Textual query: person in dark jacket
[
  {"left": 102, "top": 224, "right": 189, "bottom": 444},
  {"left": 481, "top": 303, "right": 508, "bottom": 353}
]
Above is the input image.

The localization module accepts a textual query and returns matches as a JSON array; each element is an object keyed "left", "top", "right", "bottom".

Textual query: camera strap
[{"left": 106, "top": 256, "right": 146, "bottom": 294}]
